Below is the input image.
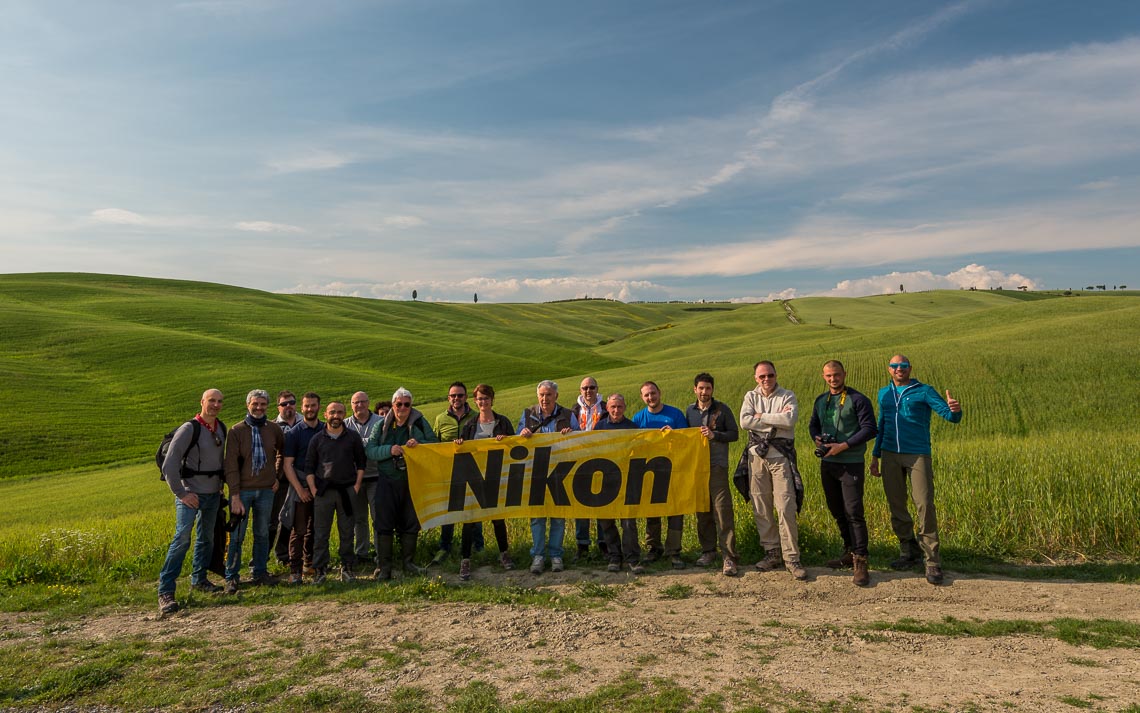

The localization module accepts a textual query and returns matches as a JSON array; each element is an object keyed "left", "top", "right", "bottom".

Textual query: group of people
[{"left": 156, "top": 354, "right": 962, "bottom": 616}]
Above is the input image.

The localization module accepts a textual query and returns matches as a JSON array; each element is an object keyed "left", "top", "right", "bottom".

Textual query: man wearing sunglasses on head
[
  {"left": 270, "top": 390, "right": 301, "bottom": 567},
  {"left": 870, "top": 355, "right": 962, "bottom": 585}
]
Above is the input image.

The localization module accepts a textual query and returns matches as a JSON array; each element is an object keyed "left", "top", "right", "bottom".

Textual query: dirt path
[{"left": 10, "top": 567, "right": 1140, "bottom": 711}]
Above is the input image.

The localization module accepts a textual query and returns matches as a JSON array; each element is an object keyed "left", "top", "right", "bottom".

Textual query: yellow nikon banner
[{"left": 404, "top": 428, "right": 710, "bottom": 529}]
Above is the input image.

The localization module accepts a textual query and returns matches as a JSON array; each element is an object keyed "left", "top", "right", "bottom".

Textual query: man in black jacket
[
  {"left": 305, "top": 401, "right": 366, "bottom": 584},
  {"left": 685, "top": 373, "right": 740, "bottom": 576},
  {"left": 808, "top": 360, "right": 877, "bottom": 586}
]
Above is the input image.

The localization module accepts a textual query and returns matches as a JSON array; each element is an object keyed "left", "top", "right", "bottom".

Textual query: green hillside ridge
[{"left": 1, "top": 272, "right": 1138, "bottom": 564}]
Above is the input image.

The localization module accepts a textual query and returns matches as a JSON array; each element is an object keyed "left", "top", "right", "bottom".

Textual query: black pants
[
  {"left": 820, "top": 460, "right": 868, "bottom": 557},
  {"left": 460, "top": 520, "right": 508, "bottom": 558},
  {"left": 373, "top": 476, "right": 420, "bottom": 537},
  {"left": 600, "top": 518, "right": 640, "bottom": 564}
]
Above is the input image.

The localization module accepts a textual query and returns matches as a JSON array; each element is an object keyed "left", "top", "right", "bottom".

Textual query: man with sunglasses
[
  {"left": 431, "top": 382, "right": 480, "bottom": 565},
  {"left": 571, "top": 376, "right": 606, "bottom": 562},
  {"left": 740, "top": 361, "right": 805, "bottom": 581},
  {"left": 270, "top": 390, "right": 300, "bottom": 567},
  {"left": 366, "top": 387, "right": 438, "bottom": 579},
  {"left": 871, "top": 355, "right": 962, "bottom": 585}
]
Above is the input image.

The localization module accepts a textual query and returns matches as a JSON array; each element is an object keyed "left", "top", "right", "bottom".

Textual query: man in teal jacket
[{"left": 870, "top": 354, "right": 962, "bottom": 585}]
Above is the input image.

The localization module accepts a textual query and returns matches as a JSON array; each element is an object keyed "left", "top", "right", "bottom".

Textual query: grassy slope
[{"left": 1, "top": 273, "right": 1138, "bottom": 561}]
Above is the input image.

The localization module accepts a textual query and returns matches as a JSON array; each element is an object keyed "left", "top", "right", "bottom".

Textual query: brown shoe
[
  {"left": 753, "top": 549, "right": 783, "bottom": 572},
  {"left": 695, "top": 552, "right": 716, "bottom": 568},
  {"left": 926, "top": 564, "right": 944, "bottom": 585},
  {"left": 787, "top": 560, "right": 808, "bottom": 581},
  {"left": 826, "top": 551, "right": 854, "bottom": 569},
  {"left": 852, "top": 554, "right": 870, "bottom": 587},
  {"left": 722, "top": 558, "right": 738, "bottom": 577}
]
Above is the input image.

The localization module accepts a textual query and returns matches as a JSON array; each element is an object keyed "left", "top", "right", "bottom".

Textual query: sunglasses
[
  {"left": 278, "top": 400, "right": 296, "bottom": 407},
  {"left": 889, "top": 363, "right": 911, "bottom": 369},
  {"left": 581, "top": 385, "right": 597, "bottom": 391},
  {"left": 757, "top": 374, "right": 776, "bottom": 379},
  {"left": 448, "top": 393, "right": 467, "bottom": 399},
  {"left": 394, "top": 402, "right": 411, "bottom": 408}
]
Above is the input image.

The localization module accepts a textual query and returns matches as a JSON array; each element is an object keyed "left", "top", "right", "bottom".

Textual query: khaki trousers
[{"left": 748, "top": 452, "right": 799, "bottom": 562}]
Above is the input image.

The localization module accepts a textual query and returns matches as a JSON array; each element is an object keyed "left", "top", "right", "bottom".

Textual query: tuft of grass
[
  {"left": 577, "top": 581, "right": 618, "bottom": 600},
  {"left": 660, "top": 584, "right": 693, "bottom": 600},
  {"left": 864, "top": 616, "right": 1140, "bottom": 650}
]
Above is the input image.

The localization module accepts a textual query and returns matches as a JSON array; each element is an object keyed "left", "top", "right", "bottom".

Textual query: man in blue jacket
[{"left": 870, "top": 354, "right": 962, "bottom": 585}]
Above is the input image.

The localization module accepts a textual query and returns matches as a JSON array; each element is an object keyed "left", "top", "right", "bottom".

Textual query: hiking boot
[
  {"left": 191, "top": 579, "right": 222, "bottom": 594},
  {"left": 430, "top": 549, "right": 449, "bottom": 566},
  {"left": 607, "top": 561, "right": 621, "bottom": 573},
  {"left": 459, "top": 559, "right": 472, "bottom": 581},
  {"left": 551, "top": 557, "right": 564, "bottom": 573},
  {"left": 158, "top": 593, "right": 179, "bottom": 615},
  {"left": 530, "top": 556, "right": 544, "bottom": 575},
  {"left": 754, "top": 549, "right": 783, "bottom": 572},
  {"left": 644, "top": 547, "right": 664, "bottom": 563},
  {"left": 223, "top": 579, "right": 238, "bottom": 595},
  {"left": 373, "top": 565, "right": 393, "bottom": 581},
  {"left": 288, "top": 572, "right": 303, "bottom": 585},
  {"left": 826, "top": 551, "right": 854, "bottom": 569},
  {"left": 628, "top": 562, "right": 646, "bottom": 575},
  {"left": 925, "top": 564, "right": 944, "bottom": 586},
  {"left": 303, "top": 565, "right": 317, "bottom": 577},
  {"left": 339, "top": 567, "right": 355, "bottom": 583},
  {"left": 695, "top": 552, "right": 716, "bottom": 568},
  {"left": 312, "top": 569, "right": 327, "bottom": 585},
  {"left": 722, "top": 558, "right": 738, "bottom": 577},
  {"left": 787, "top": 560, "right": 808, "bottom": 581},
  {"left": 671, "top": 556, "right": 687, "bottom": 570},
  {"left": 499, "top": 552, "right": 515, "bottom": 570},
  {"left": 852, "top": 554, "right": 870, "bottom": 587},
  {"left": 400, "top": 534, "right": 427, "bottom": 576},
  {"left": 250, "top": 573, "right": 279, "bottom": 587},
  {"left": 889, "top": 553, "right": 924, "bottom": 571}
]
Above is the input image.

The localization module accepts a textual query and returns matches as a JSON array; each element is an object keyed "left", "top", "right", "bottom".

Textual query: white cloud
[
  {"left": 383, "top": 215, "right": 425, "bottom": 229},
  {"left": 820, "top": 264, "right": 1039, "bottom": 297},
  {"left": 235, "top": 220, "right": 303, "bottom": 233},
  {"left": 280, "top": 276, "right": 671, "bottom": 303},
  {"left": 266, "top": 151, "right": 352, "bottom": 174},
  {"left": 90, "top": 208, "right": 149, "bottom": 225}
]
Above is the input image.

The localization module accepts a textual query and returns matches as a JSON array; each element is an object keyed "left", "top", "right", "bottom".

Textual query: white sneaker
[
  {"left": 551, "top": 557, "right": 564, "bottom": 572},
  {"left": 530, "top": 555, "right": 544, "bottom": 574}
]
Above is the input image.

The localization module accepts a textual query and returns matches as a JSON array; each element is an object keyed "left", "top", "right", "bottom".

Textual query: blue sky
[{"left": 3, "top": 0, "right": 1139, "bottom": 302}]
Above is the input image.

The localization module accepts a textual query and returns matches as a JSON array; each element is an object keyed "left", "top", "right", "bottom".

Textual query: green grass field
[{"left": 0, "top": 272, "right": 1138, "bottom": 591}]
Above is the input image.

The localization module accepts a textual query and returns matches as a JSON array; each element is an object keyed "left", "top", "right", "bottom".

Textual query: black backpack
[{"left": 156, "top": 419, "right": 227, "bottom": 481}]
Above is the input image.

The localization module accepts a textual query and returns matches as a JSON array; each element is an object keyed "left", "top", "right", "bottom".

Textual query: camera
[
  {"left": 814, "top": 433, "right": 837, "bottom": 458},
  {"left": 393, "top": 454, "right": 407, "bottom": 471}
]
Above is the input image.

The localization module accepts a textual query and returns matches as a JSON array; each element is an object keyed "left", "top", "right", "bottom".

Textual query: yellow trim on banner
[{"left": 403, "top": 428, "right": 710, "bottom": 529}]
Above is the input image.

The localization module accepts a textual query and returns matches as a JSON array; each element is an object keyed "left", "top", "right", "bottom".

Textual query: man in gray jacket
[{"left": 157, "top": 389, "right": 226, "bottom": 615}]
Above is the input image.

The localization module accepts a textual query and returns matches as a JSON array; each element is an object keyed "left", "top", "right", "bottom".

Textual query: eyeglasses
[
  {"left": 581, "top": 385, "right": 597, "bottom": 391},
  {"left": 448, "top": 393, "right": 467, "bottom": 399},
  {"left": 889, "top": 362, "right": 911, "bottom": 370},
  {"left": 394, "top": 402, "right": 411, "bottom": 408},
  {"left": 474, "top": 396, "right": 492, "bottom": 402},
  {"left": 278, "top": 400, "right": 296, "bottom": 407},
  {"left": 757, "top": 373, "right": 776, "bottom": 380}
]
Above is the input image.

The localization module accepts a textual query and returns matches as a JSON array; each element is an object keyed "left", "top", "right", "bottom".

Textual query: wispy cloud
[
  {"left": 383, "top": 215, "right": 425, "bottom": 229},
  {"left": 90, "top": 208, "right": 150, "bottom": 226},
  {"left": 235, "top": 220, "right": 303, "bottom": 233}
]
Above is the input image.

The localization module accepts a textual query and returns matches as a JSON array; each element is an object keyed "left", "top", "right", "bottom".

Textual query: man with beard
[
  {"left": 431, "top": 382, "right": 479, "bottom": 565},
  {"left": 282, "top": 392, "right": 323, "bottom": 584},
  {"left": 686, "top": 373, "right": 740, "bottom": 576},
  {"left": 270, "top": 390, "right": 300, "bottom": 567},
  {"left": 223, "top": 389, "right": 286, "bottom": 594},
  {"left": 305, "top": 402, "right": 366, "bottom": 583},
  {"left": 632, "top": 381, "right": 689, "bottom": 568}
]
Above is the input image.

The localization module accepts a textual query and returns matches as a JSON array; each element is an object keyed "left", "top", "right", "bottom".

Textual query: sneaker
[
  {"left": 430, "top": 549, "right": 449, "bottom": 566},
  {"left": 499, "top": 552, "right": 515, "bottom": 570},
  {"left": 250, "top": 573, "right": 279, "bottom": 587},
  {"left": 754, "top": 549, "right": 783, "bottom": 572},
  {"left": 644, "top": 548, "right": 664, "bottom": 563},
  {"left": 695, "top": 552, "right": 716, "bottom": 568},
  {"left": 671, "top": 556, "right": 687, "bottom": 570},
  {"left": 459, "top": 559, "right": 472, "bottom": 581},
  {"left": 606, "top": 561, "right": 621, "bottom": 573},
  {"left": 288, "top": 572, "right": 303, "bottom": 585},
  {"left": 628, "top": 562, "right": 646, "bottom": 575},
  {"left": 722, "top": 558, "right": 738, "bottom": 577},
  {"left": 530, "top": 555, "right": 544, "bottom": 575},
  {"left": 551, "top": 557, "right": 564, "bottom": 573},
  {"left": 339, "top": 567, "right": 355, "bottom": 583},
  {"left": 787, "top": 560, "right": 808, "bottom": 581},
  {"left": 312, "top": 569, "right": 327, "bottom": 585},
  {"left": 925, "top": 565, "right": 944, "bottom": 585},
  {"left": 158, "top": 593, "right": 179, "bottom": 615},
  {"left": 191, "top": 579, "right": 222, "bottom": 594},
  {"left": 826, "top": 551, "right": 854, "bottom": 569},
  {"left": 223, "top": 579, "right": 238, "bottom": 595}
]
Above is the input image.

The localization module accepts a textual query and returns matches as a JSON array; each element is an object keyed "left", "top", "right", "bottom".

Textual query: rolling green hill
[{"left": 1, "top": 272, "right": 1138, "bottom": 562}]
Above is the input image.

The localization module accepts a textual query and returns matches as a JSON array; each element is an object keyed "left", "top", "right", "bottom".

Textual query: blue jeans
[
  {"left": 225, "top": 488, "right": 275, "bottom": 581},
  {"left": 530, "top": 518, "right": 565, "bottom": 558},
  {"left": 158, "top": 492, "right": 221, "bottom": 595}
]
